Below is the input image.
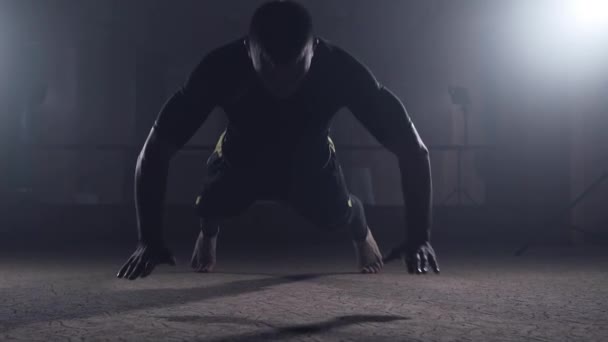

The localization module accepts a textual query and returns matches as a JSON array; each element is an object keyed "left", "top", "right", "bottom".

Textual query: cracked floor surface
[{"left": 1, "top": 239, "right": 607, "bottom": 342}]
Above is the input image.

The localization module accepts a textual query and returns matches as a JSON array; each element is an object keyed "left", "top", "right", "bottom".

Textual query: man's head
[{"left": 247, "top": 0, "right": 316, "bottom": 99}]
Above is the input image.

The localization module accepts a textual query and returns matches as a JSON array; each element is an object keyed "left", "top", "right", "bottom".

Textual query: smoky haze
[{"left": 0, "top": 1, "right": 607, "bottom": 341}]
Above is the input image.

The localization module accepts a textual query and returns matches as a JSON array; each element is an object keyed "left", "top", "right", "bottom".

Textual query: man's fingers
[
  {"left": 385, "top": 243, "right": 440, "bottom": 275},
  {"left": 127, "top": 261, "right": 146, "bottom": 280},
  {"left": 117, "top": 264, "right": 128, "bottom": 278},
  {"left": 428, "top": 250, "right": 440, "bottom": 274},
  {"left": 123, "top": 257, "right": 139, "bottom": 279},
  {"left": 117, "top": 256, "right": 135, "bottom": 278},
  {"left": 415, "top": 252, "right": 423, "bottom": 274},
  {"left": 124, "top": 259, "right": 139, "bottom": 280},
  {"left": 419, "top": 251, "right": 428, "bottom": 274}
]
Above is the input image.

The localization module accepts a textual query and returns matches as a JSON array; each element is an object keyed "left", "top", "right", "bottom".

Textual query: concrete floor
[{"left": 1, "top": 237, "right": 607, "bottom": 342}]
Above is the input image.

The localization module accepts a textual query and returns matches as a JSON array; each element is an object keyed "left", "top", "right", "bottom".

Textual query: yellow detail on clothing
[
  {"left": 214, "top": 130, "right": 227, "bottom": 157},
  {"left": 348, "top": 196, "right": 353, "bottom": 208},
  {"left": 328, "top": 136, "right": 336, "bottom": 153}
]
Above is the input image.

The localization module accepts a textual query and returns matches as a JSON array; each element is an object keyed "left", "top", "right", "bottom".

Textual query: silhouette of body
[{"left": 117, "top": 1, "right": 439, "bottom": 280}]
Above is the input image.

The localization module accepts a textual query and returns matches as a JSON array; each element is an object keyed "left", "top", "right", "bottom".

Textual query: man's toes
[
  {"left": 193, "top": 262, "right": 207, "bottom": 273},
  {"left": 195, "top": 266, "right": 208, "bottom": 273},
  {"left": 196, "top": 263, "right": 215, "bottom": 273},
  {"left": 362, "top": 264, "right": 379, "bottom": 274},
  {"left": 367, "top": 263, "right": 382, "bottom": 274}
]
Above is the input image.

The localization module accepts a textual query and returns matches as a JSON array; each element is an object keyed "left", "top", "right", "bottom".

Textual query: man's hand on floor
[
  {"left": 383, "top": 241, "right": 440, "bottom": 274},
  {"left": 117, "top": 243, "right": 176, "bottom": 280}
]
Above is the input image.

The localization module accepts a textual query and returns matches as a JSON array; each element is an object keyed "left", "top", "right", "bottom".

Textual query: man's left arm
[{"left": 341, "top": 52, "right": 439, "bottom": 274}]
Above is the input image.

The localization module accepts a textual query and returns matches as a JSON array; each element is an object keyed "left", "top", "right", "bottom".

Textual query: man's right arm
[{"left": 134, "top": 53, "right": 221, "bottom": 248}]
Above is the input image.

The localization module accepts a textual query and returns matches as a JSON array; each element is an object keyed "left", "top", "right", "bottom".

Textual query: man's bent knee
[{"left": 316, "top": 195, "right": 368, "bottom": 240}]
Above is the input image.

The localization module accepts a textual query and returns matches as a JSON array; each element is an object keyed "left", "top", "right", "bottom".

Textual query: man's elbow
[{"left": 136, "top": 129, "right": 176, "bottom": 172}]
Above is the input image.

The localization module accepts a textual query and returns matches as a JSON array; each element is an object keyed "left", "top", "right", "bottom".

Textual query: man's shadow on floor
[
  {"left": 3, "top": 272, "right": 396, "bottom": 331},
  {"left": 161, "top": 314, "right": 410, "bottom": 341}
]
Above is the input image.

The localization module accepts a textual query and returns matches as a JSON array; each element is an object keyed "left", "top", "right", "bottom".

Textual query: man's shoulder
[
  {"left": 185, "top": 36, "right": 250, "bottom": 93},
  {"left": 314, "top": 37, "right": 377, "bottom": 88},
  {"left": 316, "top": 38, "right": 355, "bottom": 61}
]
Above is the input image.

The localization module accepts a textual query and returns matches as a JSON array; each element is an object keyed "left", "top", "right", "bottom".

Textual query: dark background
[
  {"left": 2, "top": 3, "right": 607, "bottom": 341},
  {"left": 1, "top": 0, "right": 607, "bottom": 246}
]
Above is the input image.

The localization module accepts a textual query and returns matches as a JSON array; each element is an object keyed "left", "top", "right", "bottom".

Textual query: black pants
[{"left": 194, "top": 149, "right": 355, "bottom": 230}]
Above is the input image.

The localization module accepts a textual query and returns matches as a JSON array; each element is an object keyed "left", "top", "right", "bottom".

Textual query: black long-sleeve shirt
[{"left": 138, "top": 36, "right": 432, "bottom": 246}]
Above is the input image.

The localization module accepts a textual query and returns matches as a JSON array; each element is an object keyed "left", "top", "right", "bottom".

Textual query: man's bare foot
[
  {"left": 353, "top": 228, "right": 384, "bottom": 274},
  {"left": 190, "top": 231, "right": 217, "bottom": 273}
]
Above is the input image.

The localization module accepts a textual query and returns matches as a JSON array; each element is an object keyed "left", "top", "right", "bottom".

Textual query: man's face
[{"left": 247, "top": 38, "right": 315, "bottom": 99}]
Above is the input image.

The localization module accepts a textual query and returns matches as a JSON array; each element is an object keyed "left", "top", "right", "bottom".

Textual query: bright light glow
[
  {"left": 563, "top": 0, "right": 608, "bottom": 36},
  {"left": 508, "top": 0, "right": 608, "bottom": 84}
]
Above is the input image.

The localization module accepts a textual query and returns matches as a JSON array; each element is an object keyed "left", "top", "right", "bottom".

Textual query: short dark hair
[{"left": 249, "top": 0, "right": 313, "bottom": 64}]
